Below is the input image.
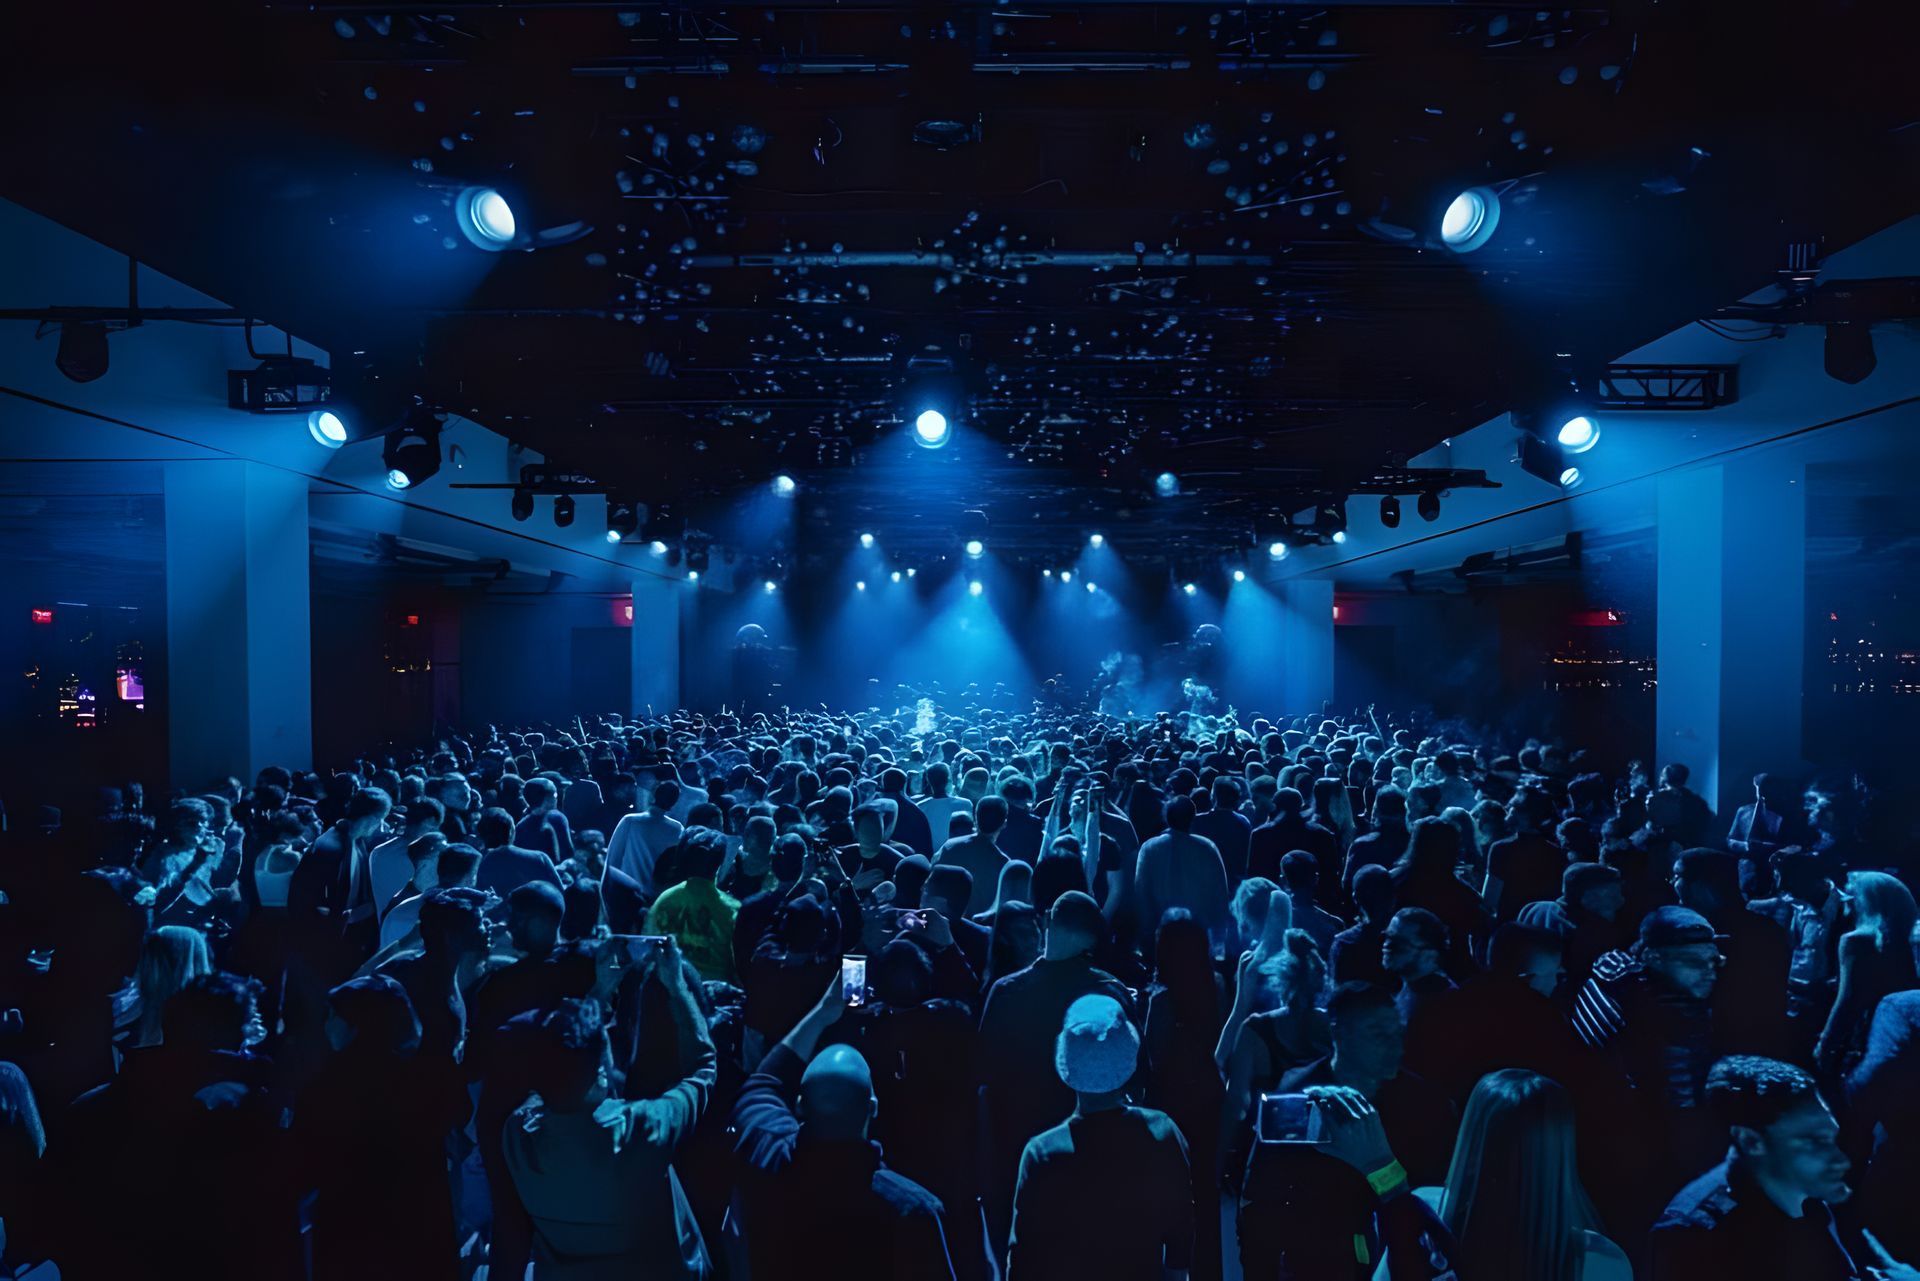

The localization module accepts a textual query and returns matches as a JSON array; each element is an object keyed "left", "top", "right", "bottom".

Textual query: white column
[
  {"left": 1277, "top": 579, "right": 1336, "bottom": 716},
  {"left": 631, "top": 574, "right": 682, "bottom": 716}
]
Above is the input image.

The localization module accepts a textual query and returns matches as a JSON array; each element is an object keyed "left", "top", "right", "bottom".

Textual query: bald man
[{"left": 733, "top": 972, "right": 959, "bottom": 1281}]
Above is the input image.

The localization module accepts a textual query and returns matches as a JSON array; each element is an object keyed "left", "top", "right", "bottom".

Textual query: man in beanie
[
  {"left": 978, "top": 891, "right": 1132, "bottom": 1265},
  {"left": 1007, "top": 994, "right": 1194, "bottom": 1281}
]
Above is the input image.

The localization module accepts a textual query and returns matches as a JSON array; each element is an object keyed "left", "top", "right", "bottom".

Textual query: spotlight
[
  {"left": 1233, "top": 568, "right": 1247, "bottom": 583},
  {"left": 606, "top": 497, "right": 641, "bottom": 542},
  {"left": 1183, "top": 582, "right": 1198, "bottom": 596},
  {"left": 1824, "top": 324, "right": 1877, "bottom": 384},
  {"left": 1060, "top": 570, "right": 1073, "bottom": 584},
  {"left": 1089, "top": 533, "right": 1105, "bottom": 548},
  {"left": 890, "top": 570, "right": 903, "bottom": 583},
  {"left": 914, "top": 409, "right": 951, "bottom": 449},
  {"left": 964, "top": 539, "right": 985, "bottom": 558},
  {"left": 1268, "top": 541, "right": 1289, "bottom": 561},
  {"left": 968, "top": 580, "right": 983, "bottom": 596},
  {"left": 1557, "top": 415, "right": 1601, "bottom": 454},
  {"left": 649, "top": 540, "right": 669, "bottom": 555},
  {"left": 686, "top": 544, "right": 711, "bottom": 574},
  {"left": 308, "top": 409, "right": 349, "bottom": 449},
  {"left": 687, "top": 570, "right": 700, "bottom": 582},
  {"left": 1086, "top": 580, "right": 1097, "bottom": 593},
  {"left": 455, "top": 186, "right": 518, "bottom": 251},
  {"left": 765, "top": 580, "right": 778, "bottom": 593},
  {"left": 511, "top": 489, "right": 534, "bottom": 522},
  {"left": 1332, "top": 530, "right": 1348, "bottom": 544},
  {"left": 856, "top": 580, "right": 867, "bottom": 592},
  {"left": 553, "top": 494, "right": 576, "bottom": 527},
  {"left": 1417, "top": 492, "right": 1442, "bottom": 522},
  {"left": 381, "top": 408, "right": 443, "bottom": 490},
  {"left": 54, "top": 322, "right": 111, "bottom": 383},
  {"left": 771, "top": 474, "right": 797, "bottom": 497},
  {"left": 1380, "top": 495, "right": 1402, "bottom": 528},
  {"left": 859, "top": 532, "right": 875, "bottom": 549},
  {"left": 1518, "top": 434, "right": 1583, "bottom": 490},
  {"left": 1440, "top": 186, "right": 1500, "bottom": 253},
  {"left": 1154, "top": 471, "right": 1181, "bottom": 498},
  {"left": 906, "top": 567, "right": 917, "bottom": 578},
  {"left": 1042, "top": 569, "right": 1053, "bottom": 580}
]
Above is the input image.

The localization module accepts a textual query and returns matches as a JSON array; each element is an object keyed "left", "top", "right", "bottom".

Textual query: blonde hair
[
  {"left": 134, "top": 926, "right": 212, "bottom": 1047},
  {"left": 1849, "top": 872, "right": 1917, "bottom": 952},
  {"left": 1440, "top": 1070, "right": 1601, "bottom": 1281}
]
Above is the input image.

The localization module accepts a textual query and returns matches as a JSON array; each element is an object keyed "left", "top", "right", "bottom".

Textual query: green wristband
[{"left": 1365, "top": 1159, "right": 1408, "bottom": 1197}]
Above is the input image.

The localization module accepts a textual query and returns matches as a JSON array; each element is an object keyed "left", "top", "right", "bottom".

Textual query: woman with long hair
[
  {"left": 1383, "top": 1069, "right": 1628, "bottom": 1281},
  {"left": 0, "top": 1062, "right": 46, "bottom": 1270},
  {"left": 131, "top": 925, "right": 212, "bottom": 1048},
  {"left": 1309, "top": 777, "right": 1358, "bottom": 852},
  {"left": 1145, "top": 910, "right": 1228, "bottom": 1281},
  {"left": 1392, "top": 817, "right": 1490, "bottom": 975},
  {"left": 1817, "top": 871, "right": 1920, "bottom": 1075},
  {"left": 981, "top": 900, "right": 1041, "bottom": 995},
  {"left": 1220, "top": 930, "right": 1332, "bottom": 1155}
]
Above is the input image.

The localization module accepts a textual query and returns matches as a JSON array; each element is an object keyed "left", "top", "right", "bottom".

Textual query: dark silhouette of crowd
[{"left": 2, "top": 696, "right": 1919, "bottom": 1280}]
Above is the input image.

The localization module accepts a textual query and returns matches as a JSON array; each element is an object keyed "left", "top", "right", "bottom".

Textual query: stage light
[
  {"left": 1154, "top": 471, "right": 1180, "bottom": 498},
  {"left": 1233, "top": 568, "right": 1247, "bottom": 583},
  {"left": 1380, "top": 496, "right": 1402, "bottom": 529},
  {"left": 859, "top": 532, "right": 875, "bottom": 549},
  {"left": 1060, "top": 570, "right": 1072, "bottom": 584},
  {"left": 607, "top": 497, "right": 641, "bottom": 542},
  {"left": 1183, "top": 582, "right": 1197, "bottom": 595},
  {"left": 1440, "top": 186, "right": 1499, "bottom": 253},
  {"left": 1418, "top": 492, "right": 1442, "bottom": 522},
  {"left": 856, "top": 580, "right": 867, "bottom": 592},
  {"left": 553, "top": 495, "right": 576, "bottom": 527},
  {"left": 965, "top": 539, "right": 985, "bottom": 558},
  {"left": 308, "top": 409, "right": 349, "bottom": 449},
  {"left": 771, "top": 474, "right": 797, "bottom": 497},
  {"left": 890, "top": 570, "right": 902, "bottom": 583},
  {"left": 968, "top": 579, "right": 983, "bottom": 596},
  {"left": 649, "top": 540, "right": 668, "bottom": 555},
  {"left": 1331, "top": 530, "right": 1348, "bottom": 544},
  {"left": 605, "top": 529, "right": 622, "bottom": 544},
  {"left": 1518, "top": 434, "right": 1583, "bottom": 490},
  {"left": 1086, "top": 581, "right": 1097, "bottom": 593},
  {"left": 914, "top": 409, "right": 951, "bottom": 448},
  {"left": 55, "top": 322, "right": 111, "bottom": 383},
  {"left": 687, "top": 570, "right": 700, "bottom": 582},
  {"left": 508, "top": 489, "right": 534, "bottom": 522},
  {"left": 764, "top": 580, "right": 778, "bottom": 593},
  {"left": 1089, "top": 533, "right": 1105, "bottom": 548},
  {"left": 906, "top": 567, "right": 917, "bottom": 578},
  {"left": 1268, "top": 541, "right": 1288, "bottom": 560},
  {"left": 1825, "top": 323, "right": 1877, "bottom": 384},
  {"left": 381, "top": 408, "right": 443, "bottom": 491},
  {"left": 456, "top": 186, "right": 518, "bottom": 251},
  {"left": 1042, "top": 568, "right": 1053, "bottom": 580},
  {"left": 1557, "top": 415, "right": 1600, "bottom": 453}
]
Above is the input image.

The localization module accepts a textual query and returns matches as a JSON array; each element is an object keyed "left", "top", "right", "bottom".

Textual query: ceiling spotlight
[
  {"left": 964, "top": 539, "right": 985, "bottom": 558},
  {"left": 764, "top": 580, "right": 778, "bottom": 593},
  {"left": 511, "top": 489, "right": 534, "bottom": 522},
  {"left": 914, "top": 409, "right": 951, "bottom": 449},
  {"left": 381, "top": 408, "right": 443, "bottom": 491},
  {"left": 1418, "top": 491, "right": 1442, "bottom": 522},
  {"left": 455, "top": 186, "right": 518, "bottom": 251},
  {"left": 1518, "top": 434, "right": 1583, "bottom": 490},
  {"left": 687, "top": 570, "right": 700, "bottom": 582},
  {"left": 856, "top": 580, "right": 867, "bottom": 592},
  {"left": 1556, "top": 415, "right": 1601, "bottom": 453},
  {"left": 308, "top": 409, "right": 349, "bottom": 449},
  {"left": 1183, "top": 582, "right": 1198, "bottom": 596},
  {"left": 890, "top": 570, "right": 903, "bottom": 583},
  {"left": 1154, "top": 471, "right": 1181, "bottom": 498},
  {"left": 607, "top": 497, "right": 641, "bottom": 542},
  {"left": 771, "top": 474, "right": 797, "bottom": 497},
  {"left": 686, "top": 544, "right": 711, "bottom": 573},
  {"left": 1825, "top": 323, "right": 1877, "bottom": 384},
  {"left": 906, "top": 567, "right": 917, "bottom": 578},
  {"left": 1233, "top": 568, "right": 1247, "bottom": 583},
  {"left": 605, "top": 529, "right": 622, "bottom": 544},
  {"left": 1331, "top": 530, "right": 1348, "bottom": 544},
  {"left": 859, "top": 532, "right": 875, "bottom": 549},
  {"left": 1060, "top": 570, "right": 1073, "bottom": 584},
  {"left": 1380, "top": 495, "right": 1402, "bottom": 528},
  {"left": 54, "top": 321, "right": 111, "bottom": 383},
  {"left": 649, "top": 539, "right": 668, "bottom": 555},
  {"left": 968, "top": 579, "right": 983, "bottom": 597},
  {"left": 1268, "top": 541, "right": 1289, "bottom": 560},
  {"left": 1085, "top": 580, "right": 1097, "bottom": 593},
  {"left": 553, "top": 494, "right": 576, "bottom": 527},
  {"left": 1089, "top": 532, "right": 1105, "bottom": 548},
  {"left": 1042, "top": 568, "right": 1054, "bottom": 579},
  {"left": 1440, "top": 186, "right": 1500, "bottom": 253}
]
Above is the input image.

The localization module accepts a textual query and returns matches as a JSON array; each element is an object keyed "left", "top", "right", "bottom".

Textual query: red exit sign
[{"left": 30, "top": 608, "right": 53, "bottom": 625}]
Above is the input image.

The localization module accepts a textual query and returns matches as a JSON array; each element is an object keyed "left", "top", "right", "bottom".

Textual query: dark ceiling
[{"left": 1, "top": 0, "right": 1915, "bottom": 567}]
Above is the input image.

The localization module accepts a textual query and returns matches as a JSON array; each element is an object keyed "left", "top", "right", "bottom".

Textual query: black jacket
[{"left": 1651, "top": 1158, "right": 1861, "bottom": 1280}]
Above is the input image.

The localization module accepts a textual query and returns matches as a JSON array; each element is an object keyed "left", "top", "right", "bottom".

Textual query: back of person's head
[
  {"left": 1352, "top": 862, "right": 1395, "bottom": 922},
  {"left": 1440, "top": 1069, "right": 1599, "bottom": 1281},
  {"left": 687, "top": 801, "right": 724, "bottom": 831},
  {"left": 533, "top": 998, "right": 609, "bottom": 1110},
  {"left": 871, "top": 937, "right": 935, "bottom": 1008},
  {"left": 435, "top": 842, "right": 482, "bottom": 888},
  {"left": 1047, "top": 890, "right": 1105, "bottom": 957},
  {"left": 1280, "top": 849, "right": 1319, "bottom": 896},
  {"left": 924, "top": 761, "right": 951, "bottom": 794},
  {"left": 677, "top": 827, "right": 728, "bottom": 880},
  {"left": 1674, "top": 847, "right": 1742, "bottom": 915},
  {"left": 507, "top": 882, "right": 566, "bottom": 953},
  {"left": 1153, "top": 908, "right": 1213, "bottom": 988},
  {"left": 799, "top": 1043, "right": 877, "bottom": 1141},
  {"left": 407, "top": 796, "right": 447, "bottom": 833},
  {"left": 1848, "top": 871, "right": 1918, "bottom": 949},
  {"left": 327, "top": 974, "right": 421, "bottom": 1055},
  {"left": 0, "top": 1062, "right": 45, "bottom": 1162},
  {"left": 1397, "top": 815, "right": 1462, "bottom": 879},
  {"left": 1391, "top": 906, "right": 1449, "bottom": 955},
  {"left": 1706, "top": 1054, "right": 1821, "bottom": 1135},
  {"left": 1162, "top": 794, "right": 1196, "bottom": 833},
  {"left": 161, "top": 971, "right": 262, "bottom": 1053},
  {"left": 475, "top": 806, "right": 514, "bottom": 849},
  {"left": 1769, "top": 847, "right": 1824, "bottom": 901},
  {"left": 1488, "top": 923, "right": 1565, "bottom": 996},
  {"left": 418, "top": 887, "right": 489, "bottom": 956},
  {"left": 346, "top": 788, "right": 393, "bottom": 827},
  {"left": 136, "top": 926, "right": 213, "bottom": 1043},
  {"left": 1232, "top": 876, "right": 1279, "bottom": 943},
  {"left": 925, "top": 864, "right": 974, "bottom": 918},
  {"left": 1265, "top": 928, "right": 1326, "bottom": 1011},
  {"left": 771, "top": 832, "right": 809, "bottom": 883},
  {"left": 1663, "top": 763, "right": 1691, "bottom": 788},
  {"left": 1000, "top": 776, "right": 1035, "bottom": 808},
  {"left": 1272, "top": 786, "right": 1306, "bottom": 817},
  {"left": 1031, "top": 852, "right": 1088, "bottom": 913},
  {"left": 974, "top": 794, "right": 1009, "bottom": 836},
  {"left": 650, "top": 778, "right": 681, "bottom": 811},
  {"left": 879, "top": 766, "right": 908, "bottom": 794},
  {"left": 1372, "top": 786, "right": 1408, "bottom": 822}
]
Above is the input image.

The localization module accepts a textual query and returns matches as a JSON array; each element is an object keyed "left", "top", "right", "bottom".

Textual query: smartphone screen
[
  {"left": 1255, "top": 1092, "right": 1319, "bottom": 1145},
  {"left": 842, "top": 955, "right": 868, "bottom": 1008},
  {"left": 612, "top": 934, "right": 668, "bottom": 967}
]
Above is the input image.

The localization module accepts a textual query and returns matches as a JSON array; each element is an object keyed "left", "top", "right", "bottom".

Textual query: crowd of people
[{"left": 2, "top": 695, "right": 1919, "bottom": 1280}]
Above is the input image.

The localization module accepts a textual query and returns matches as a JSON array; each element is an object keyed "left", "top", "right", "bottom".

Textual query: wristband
[{"left": 1365, "top": 1159, "right": 1408, "bottom": 1197}]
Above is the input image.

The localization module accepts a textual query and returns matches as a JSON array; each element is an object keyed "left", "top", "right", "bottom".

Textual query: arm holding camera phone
[{"left": 620, "top": 937, "right": 717, "bottom": 1150}]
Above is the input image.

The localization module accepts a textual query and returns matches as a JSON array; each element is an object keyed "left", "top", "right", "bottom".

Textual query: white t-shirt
[
  {"left": 607, "top": 811, "right": 683, "bottom": 895},
  {"left": 915, "top": 795, "right": 974, "bottom": 847}
]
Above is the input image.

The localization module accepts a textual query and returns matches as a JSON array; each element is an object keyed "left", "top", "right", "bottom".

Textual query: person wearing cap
[
  {"left": 1519, "top": 861, "right": 1628, "bottom": 992},
  {"left": 732, "top": 970, "right": 958, "bottom": 1281},
  {"left": 978, "top": 892, "right": 1132, "bottom": 1266},
  {"left": 1673, "top": 848, "right": 1792, "bottom": 1057},
  {"left": 1006, "top": 994, "right": 1194, "bottom": 1281}
]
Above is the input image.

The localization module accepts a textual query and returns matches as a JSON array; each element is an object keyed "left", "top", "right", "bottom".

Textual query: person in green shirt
[{"left": 646, "top": 829, "right": 740, "bottom": 983}]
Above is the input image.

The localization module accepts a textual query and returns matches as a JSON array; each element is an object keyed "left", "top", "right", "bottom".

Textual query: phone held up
[
  {"left": 842, "top": 954, "right": 869, "bottom": 1008},
  {"left": 1255, "top": 1092, "right": 1322, "bottom": 1145},
  {"left": 610, "top": 934, "right": 670, "bottom": 968}
]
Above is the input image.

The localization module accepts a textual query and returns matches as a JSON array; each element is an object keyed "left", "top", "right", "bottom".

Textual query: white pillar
[
  {"left": 631, "top": 574, "right": 682, "bottom": 717},
  {"left": 163, "top": 460, "right": 312, "bottom": 786},
  {"left": 1656, "top": 455, "right": 1807, "bottom": 824},
  {"left": 1277, "top": 579, "right": 1336, "bottom": 716}
]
